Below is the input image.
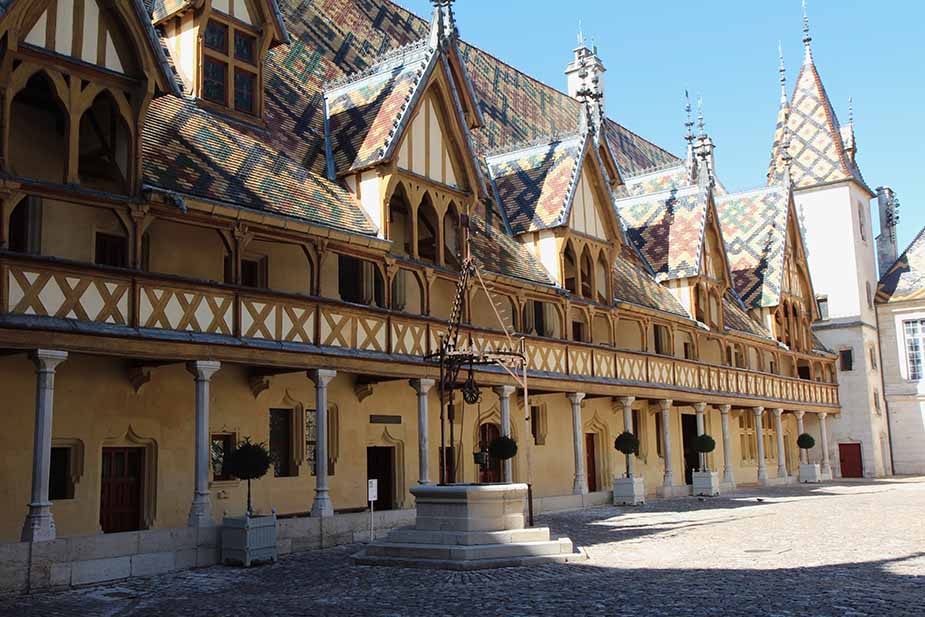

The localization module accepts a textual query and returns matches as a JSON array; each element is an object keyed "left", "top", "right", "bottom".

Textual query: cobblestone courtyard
[{"left": 3, "top": 478, "right": 923, "bottom": 617}]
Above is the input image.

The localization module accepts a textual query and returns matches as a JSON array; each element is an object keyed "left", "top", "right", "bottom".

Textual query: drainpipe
[{"left": 874, "top": 308, "right": 897, "bottom": 475}]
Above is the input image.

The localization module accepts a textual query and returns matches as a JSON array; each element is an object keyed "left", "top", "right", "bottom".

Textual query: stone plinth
[
  {"left": 613, "top": 477, "right": 645, "bottom": 505},
  {"left": 800, "top": 463, "right": 822, "bottom": 483},
  {"left": 354, "top": 483, "right": 580, "bottom": 570},
  {"left": 692, "top": 471, "right": 720, "bottom": 496}
]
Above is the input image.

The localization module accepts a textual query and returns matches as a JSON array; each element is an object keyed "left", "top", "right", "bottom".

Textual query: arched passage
[
  {"left": 416, "top": 194, "right": 439, "bottom": 263},
  {"left": 78, "top": 90, "right": 132, "bottom": 192},
  {"left": 9, "top": 72, "right": 69, "bottom": 183}
]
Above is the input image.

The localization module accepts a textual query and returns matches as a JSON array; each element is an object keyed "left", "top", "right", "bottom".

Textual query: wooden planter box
[{"left": 222, "top": 512, "right": 278, "bottom": 567}]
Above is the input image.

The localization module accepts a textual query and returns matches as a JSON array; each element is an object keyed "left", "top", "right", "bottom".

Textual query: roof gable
[{"left": 877, "top": 226, "right": 925, "bottom": 304}]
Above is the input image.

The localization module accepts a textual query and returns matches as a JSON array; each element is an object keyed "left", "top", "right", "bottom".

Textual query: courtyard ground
[{"left": 2, "top": 478, "right": 923, "bottom": 616}]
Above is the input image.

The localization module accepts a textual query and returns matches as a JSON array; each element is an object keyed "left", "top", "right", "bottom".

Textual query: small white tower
[
  {"left": 565, "top": 27, "right": 606, "bottom": 121},
  {"left": 876, "top": 187, "right": 900, "bottom": 276}
]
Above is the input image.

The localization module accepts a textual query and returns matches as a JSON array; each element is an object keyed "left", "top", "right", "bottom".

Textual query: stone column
[
  {"left": 618, "top": 396, "right": 635, "bottom": 478},
  {"left": 794, "top": 410, "right": 807, "bottom": 464},
  {"left": 659, "top": 399, "right": 674, "bottom": 488},
  {"left": 186, "top": 360, "right": 221, "bottom": 527},
  {"left": 693, "top": 402, "right": 707, "bottom": 471},
  {"left": 567, "top": 392, "right": 587, "bottom": 495},
  {"left": 773, "top": 408, "right": 787, "bottom": 478},
  {"left": 718, "top": 405, "right": 735, "bottom": 486},
  {"left": 310, "top": 369, "right": 337, "bottom": 517},
  {"left": 410, "top": 379, "right": 435, "bottom": 485},
  {"left": 21, "top": 350, "right": 68, "bottom": 542},
  {"left": 819, "top": 412, "right": 832, "bottom": 476},
  {"left": 753, "top": 407, "right": 767, "bottom": 482},
  {"left": 493, "top": 385, "right": 516, "bottom": 483}
]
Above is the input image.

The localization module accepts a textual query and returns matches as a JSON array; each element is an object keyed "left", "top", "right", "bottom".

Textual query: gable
[
  {"left": 701, "top": 207, "right": 728, "bottom": 285},
  {"left": 568, "top": 158, "right": 609, "bottom": 241},
  {"left": 395, "top": 89, "right": 465, "bottom": 190},
  {"left": 781, "top": 207, "right": 813, "bottom": 305},
  {"left": 211, "top": 0, "right": 255, "bottom": 25},
  {"left": 23, "top": 0, "right": 137, "bottom": 74}
]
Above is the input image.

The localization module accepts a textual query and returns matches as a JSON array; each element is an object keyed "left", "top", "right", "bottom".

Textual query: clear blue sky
[{"left": 398, "top": 0, "right": 924, "bottom": 252}]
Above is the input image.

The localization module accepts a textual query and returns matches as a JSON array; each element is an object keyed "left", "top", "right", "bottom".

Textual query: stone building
[{"left": 0, "top": 0, "right": 841, "bottom": 591}]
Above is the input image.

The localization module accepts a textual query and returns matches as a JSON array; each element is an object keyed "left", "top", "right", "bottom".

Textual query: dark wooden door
[
  {"left": 839, "top": 443, "right": 863, "bottom": 478},
  {"left": 478, "top": 423, "right": 501, "bottom": 483},
  {"left": 585, "top": 434, "right": 598, "bottom": 492},
  {"left": 681, "top": 414, "right": 699, "bottom": 485},
  {"left": 367, "top": 446, "right": 394, "bottom": 510},
  {"left": 100, "top": 447, "right": 144, "bottom": 533}
]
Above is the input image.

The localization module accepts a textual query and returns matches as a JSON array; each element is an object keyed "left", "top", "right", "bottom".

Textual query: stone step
[
  {"left": 365, "top": 538, "right": 573, "bottom": 561},
  {"left": 384, "top": 527, "right": 551, "bottom": 546},
  {"left": 354, "top": 549, "right": 583, "bottom": 571}
]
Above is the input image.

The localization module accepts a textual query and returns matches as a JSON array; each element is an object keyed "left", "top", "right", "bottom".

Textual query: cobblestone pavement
[{"left": 3, "top": 478, "right": 924, "bottom": 617}]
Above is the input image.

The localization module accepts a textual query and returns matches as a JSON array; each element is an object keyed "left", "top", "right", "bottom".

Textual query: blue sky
[{"left": 397, "top": 0, "right": 924, "bottom": 252}]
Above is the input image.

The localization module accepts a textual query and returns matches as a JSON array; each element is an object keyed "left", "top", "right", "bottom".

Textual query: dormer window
[{"left": 201, "top": 16, "right": 260, "bottom": 116}]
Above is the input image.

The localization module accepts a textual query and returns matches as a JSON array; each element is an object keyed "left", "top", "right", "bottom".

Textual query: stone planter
[
  {"left": 799, "top": 463, "right": 822, "bottom": 483},
  {"left": 692, "top": 471, "right": 720, "bottom": 496},
  {"left": 613, "top": 476, "right": 645, "bottom": 505},
  {"left": 222, "top": 512, "right": 278, "bottom": 567}
]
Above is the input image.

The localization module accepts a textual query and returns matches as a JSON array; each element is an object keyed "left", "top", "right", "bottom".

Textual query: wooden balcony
[{"left": 0, "top": 253, "right": 839, "bottom": 410}]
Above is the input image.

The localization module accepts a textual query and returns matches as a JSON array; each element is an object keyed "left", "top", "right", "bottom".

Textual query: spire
[
  {"left": 802, "top": 0, "right": 813, "bottom": 61},
  {"left": 696, "top": 96, "right": 705, "bottom": 137},
  {"left": 848, "top": 95, "right": 854, "bottom": 126},
  {"left": 684, "top": 90, "right": 696, "bottom": 182},
  {"left": 843, "top": 96, "right": 857, "bottom": 161},
  {"left": 778, "top": 41, "right": 788, "bottom": 104},
  {"left": 693, "top": 95, "right": 715, "bottom": 189},
  {"left": 429, "top": 0, "right": 457, "bottom": 48},
  {"left": 577, "top": 19, "right": 584, "bottom": 47},
  {"left": 781, "top": 123, "right": 793, "bottom": 188}
]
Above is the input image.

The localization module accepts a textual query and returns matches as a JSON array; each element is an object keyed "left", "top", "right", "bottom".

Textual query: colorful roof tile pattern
[
  {"left": 618, "top": 164, "right": 690, "bottom": 198},
  {"left": 723, "top": 292, "right": 772, "bottom": 338},
  {"left": 716, "top": 185, "right": 790, "bottom": 309},
  {"left": 768, "top": 52, "right": 869, "bottom": 192},
  {"left": 616, "top": 185, "right": 708, "bottom": 282},
  {"left": 876, "top": 227, "right": 925, "bottom": 304},
  {"left": 487, "top": 134, "right": 585, "bottom": 235},
  {"left": 468, "top": 216, "right": 554, "bottom": 286},
  {"left": 612, "top": 245, "right": 689, "bottom": 317},
  {"left": 604, "top": 119, "right": 681, "bottom": 177}
]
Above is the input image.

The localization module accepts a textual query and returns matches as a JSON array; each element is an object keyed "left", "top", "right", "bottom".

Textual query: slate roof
[
  {"left": 716, "top": 185, "right": 790, "bottom": 309},
  {"left": 768, "top": 49, "right": 870, "bottom": 193},
  {"left": 468, "top": 216, "right": 554, "bottom": 286},
  {"left": 617, "top": 163, "right": 690, "bottom": 198},
  {"left": 723, "top": 292, "right": 772, "bottom": 339},
  {"left": 612, "top": 244, "right": 689, "bottom": 317},
  {"left": 876, "top": 227, "right": 925, "bottom": 304},
  {"left": 616, "top": 184, "right": 708, "bottom": 282},
  {"left": 487, "top": 133, "right": 586, "bottom": 235}
]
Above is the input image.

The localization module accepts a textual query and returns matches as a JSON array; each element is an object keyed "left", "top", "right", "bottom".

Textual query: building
[
  {"left": 764, "top": 11, "right": 891, "bottom": 478},
  {"left": 0, "top": 0, "right": 839, "bottom": 591},
  {"left": 875, "top": 191, "right": 925, "bottom": 474}
]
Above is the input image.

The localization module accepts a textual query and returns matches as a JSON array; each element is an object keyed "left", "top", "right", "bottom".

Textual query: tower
[
  {"left": 767, "top": 3, "right": 891, "bottom": 477},
  {"left": 565, "top": 27, "right": 606, "bottom": 125},
  {"left": 875, "top": 186, "right": 900, "bottom": 276}
]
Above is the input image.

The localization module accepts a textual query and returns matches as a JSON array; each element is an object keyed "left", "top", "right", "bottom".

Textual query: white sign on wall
[{"left": 368, "top": 479, "right": 378, "bottom": 502}]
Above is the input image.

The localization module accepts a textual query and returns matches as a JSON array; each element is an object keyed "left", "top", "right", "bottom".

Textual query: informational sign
[{"left": 368, "top": 479, "right": 378, "bottom": 503}]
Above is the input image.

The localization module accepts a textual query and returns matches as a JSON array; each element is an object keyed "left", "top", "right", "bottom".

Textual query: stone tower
[{"left": 876, "top": 186, "right": 899, "bottom": 277}]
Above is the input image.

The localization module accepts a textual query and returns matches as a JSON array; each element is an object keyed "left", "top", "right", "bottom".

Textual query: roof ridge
[
  {"left": 323, "top": 37, "right": 431, "bottom": 91},
  {"left": 622, "top": 159, "right": 686, "bottom": 181},
  {"left": 604, "top": 117, "right": 681, "bottom": 165},
  {"left": 484, "top": 131, "right": 581, "bottom": 159}
]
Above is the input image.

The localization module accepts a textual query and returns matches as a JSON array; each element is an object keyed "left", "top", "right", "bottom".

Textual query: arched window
[
  {"left": 443, "top": 203, "right": 462, "bottom": 269},
  {"left": 78, "top": 91, "right": 131, "bottom": 192},
  {"left": 694, "top": 285, "right": 707, "bottom": 323},
  {"left": 580, "top": 247, "right": 593, "bottom": 299},
  {"left": 595, "top": 253, "right": 610, "bottom": 303},
  {"left": 563, "top": 243, "right": 578, "bottom": 294},
  {"left": 10, "top": 72, "right": 68, "bottom": 183},
  {"left": 416, "top": 194, "right": 439, "bottom": 263},
  {"left": 388, "top": 186, "right": 413, "bottom": 256}
]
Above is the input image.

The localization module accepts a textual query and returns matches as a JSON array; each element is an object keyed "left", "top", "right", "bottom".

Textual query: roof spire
[
  {"left": 577, "top": 19, "right": 584, "bottom": 47},
  {"left": 848, "top": 95, "right": 854, "bottom": 125},
  {"left": 696, "top": 95, "right": 705, "bottom": 137},
  {"left": 684, "top": 90, "right": 695, "bottom": 144},
  {"left": 802, "top": 0, "right": 813, "bottom": 60},
  {"left": 778, "top": 41, "right": 787, "bottom": 103},
  {"left": 429, "top": 0, "right": 457, "bottom": 47}
]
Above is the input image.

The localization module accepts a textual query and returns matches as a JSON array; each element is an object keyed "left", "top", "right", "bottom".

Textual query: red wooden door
[
  {"left": 478, "top": 423, "right": 501, "bottom": 483},
  {"left": 585, "top": 433, "right": 598, "bottom": 492},
  {"left": 100, "top": 448, "right": 144, "bottom": 533},
  {"left": 838, "top": 443, "right": 863, "bottom": 478}
]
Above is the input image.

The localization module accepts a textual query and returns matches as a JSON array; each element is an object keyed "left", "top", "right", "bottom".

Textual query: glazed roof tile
[
  {"left": 723, "top": 291, "right": 772, "bottom": 338},
  {"left": 612, "top": 244, "right": 689, "bottom": 317},
  {"left": 876, "top": 227, "right": 925, "bottom": 304},
  {"left": 469, "top": 216, "right": 554, "bottom": 286}
]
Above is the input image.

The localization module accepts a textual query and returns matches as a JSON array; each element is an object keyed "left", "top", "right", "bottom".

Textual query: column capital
[
  {"left": 617, "top": 396, "right": 635, "bottom": 409},
  {"left": 410, "top": 378, "right": 436, "bottom": 394},
  {"left": 718, "top": 404, "right": 732, "bottom": 415},
  {"left": 819, "top": 411, "right": 828, "bottom": 419},
  {"left": 309, "top": 368, "right": 337, "bottom": 387},
  {"left": 693, "top": 402, "right": 707, "bottom": 413},
  {"left": 772, "top": 408, "right": 784, "bottom": 418},
  {"left": 752, "top": 406, "right": 765, "bottom": 417},
  {"left": 493, "top": 384, "right": 516, "bottom": 398},
  {"left": 793, "top": 410, "right": 806, "bottom": 419},
  {"left": 186, "top": 360, "right": 221, "bottom": 381},
  {"left": 31, "top": 349, "right": 68, "bottom": 372},
  {"left": 566, "top": 392, "right": 586, "bottom": 405},
  {"left": 658, "top": 399, "right": 673, "bottom": 412}
]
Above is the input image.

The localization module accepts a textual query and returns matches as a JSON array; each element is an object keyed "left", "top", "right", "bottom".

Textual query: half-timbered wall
[{"left": 396, "top": 91, "right": 462, "bottom": 189}]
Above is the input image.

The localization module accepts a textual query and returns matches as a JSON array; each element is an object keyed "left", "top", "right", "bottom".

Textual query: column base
[
  {"left": 572, "top": 479, "right": 588, "bottom": 496},
  {"left": 21, "top": 504, "right": 56, "bottom": 542},
  {"left": 311, "top": 491, "right": 334, "bottom": 517},
  {"left": 188, "top": 496, "right": 214, "bottom": 527}
]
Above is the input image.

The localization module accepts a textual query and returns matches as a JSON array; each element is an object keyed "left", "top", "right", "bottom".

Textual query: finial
[
  {"left": 778, "top": 41, "right": 787, "bottom": 101},
  {"left": 697, "top": 95, "right": 705, "bottom": 136},
  {"left": 684, "top": 90, "right": 694, "bottom": 144},
  {"left": 848, "top": 96, "right": 854, "bottom": 125},
  {"left": 577, "top": 19, "right": 584, "bottom": 46},
  {"left": 802, "top": 0, "right": 812, "bottom": 51}
]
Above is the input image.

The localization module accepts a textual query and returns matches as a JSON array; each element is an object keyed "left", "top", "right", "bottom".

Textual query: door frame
[
  {"left": 101, "top": 426, "right": 157, "bottom": 530},
  {"left": 366, "top": 426, "right": 406, "bottom": 508},
  {"left": 838, "top": 442, "right": 864, "bottom": 478}
]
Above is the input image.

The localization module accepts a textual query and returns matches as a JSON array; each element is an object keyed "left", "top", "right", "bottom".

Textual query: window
[
  {"left": 631, "top": 409, "right": 643, "bottom": 459},
  {"left": 571, "top": 319, "right": 586, "bottom": 343},
  {"left": 306, "top": 407, "right": 336, "bottom": 475},
  {"left": 269, "top": 408, "right": 295, "bottom": 477},
  {"left": 49, "top": 446, "right": 74, "bottom": 500},
  {"left": 683, "top": 342, "right": 694, "bottom": 360},
  {"left": 817, "top": 295, "right": 829, "bottom": 320},
  {"left": 9, "top": 197, "right": 42, "bottom": 254},
  {"left": 653, "top": 324, "right": 671, "bottom": 356},
  {"left": 857, "top": 202, "right": 866, "bottom": 241},
  {"left": 210, "top": 433, "right": 235, "bottom": 481},
  {"left": 201, "top": 18, "right": 260, "bottom": 116},
  {"left": 654, "top": 411, "right": 664, "bottom": 458},
  {"left": 903, "top": 320, "right": 925, "bottom": 380},
  {"left": 839, "top": 349, "right": 854, "bottom": 372},
  {"left": 241, "top": 256, "right": 268, "bottom": 288},
  {"left": 869, "top": 346, "right": 878, "bottom": 370},
  {"left": 338, "top": 255, "right": 383, "bottom": 306},
  {"left": 738, "top": 413, "right": 757, "bottom": 463},
  {"left": 866, "top": 282, "right": 873, "bottom": 310},
  {"left": 530, "top": 405, "right": 548, "bottom": 445},
  {"left": 95, "top": 233, "right": 128, "bottom": 268},
  {"left": 873, "top": 390, "right": 881, "bottom": 415}
]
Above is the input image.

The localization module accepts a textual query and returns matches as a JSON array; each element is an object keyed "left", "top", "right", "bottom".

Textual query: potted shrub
[
  {"left": 797, "top": 433, "right": 822, "bottom": 483},
  {"left": 221, "top": 438, "right": 278, "bottom": 567},
  {"left": 486, "top": 435, "right": 517, "bottom": 484},
  {"left": 691, "top": 434, "right": 720, "bottom": 496},
  {"left": 612, "top": 431, "right": 645, "bottom": 505}
]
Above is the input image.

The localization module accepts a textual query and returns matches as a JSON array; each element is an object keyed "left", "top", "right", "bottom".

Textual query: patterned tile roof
[
  {"left": 876, "top": 227, "right": 925, "bottom": 304},
  {"left": 617, "top": 163, "right": 690, "bottom": 198},
  {"left": 768, "top": 52, "right": 870, "bottom": 193},
  {"left": 716, "top": 185, "right": 790, "bottom": 309},
  {"left": 149, "top": 0, "right": 289, "bottom": 42},
  {"left": 616, "top": 185, "right": 708, "bottom": 282},
  {"left": 723, "top": 291, "right": 772, "bottom": 339},
  {"left": 603, "top": 119, "right": 681, "bottom": 177},
  {"left": 486, "top": 134, "right": 585, "bottom": 235},
  {"left": 613, "top": 244, "right": 689, "bottom": 317},
  {"left": 469, "top": 216, "right": 554, "bottom": 286}
]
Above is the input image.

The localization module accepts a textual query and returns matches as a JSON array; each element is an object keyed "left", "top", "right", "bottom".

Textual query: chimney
[
  {"left": 876, "top": 186, "right": 900, "bottom": 276},
  {"left": 565, "top": 32, "right": 606, "bottom": 123}
]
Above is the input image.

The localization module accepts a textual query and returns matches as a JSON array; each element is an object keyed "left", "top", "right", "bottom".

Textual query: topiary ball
[
  {"left": 488, "top": 436, "right": 518, "bottom": 460},
  {"left": 224, "top": 438, "right": 272, "bottom": 481},
  {"left": 797, "top": 433, "right": 816, "bottom": 450},
  {"left": 694, "top": 434, "right": 716, "bottom": 454},
  {"left": 614, "top": 431, "right": 640, "bottom": 455}
]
